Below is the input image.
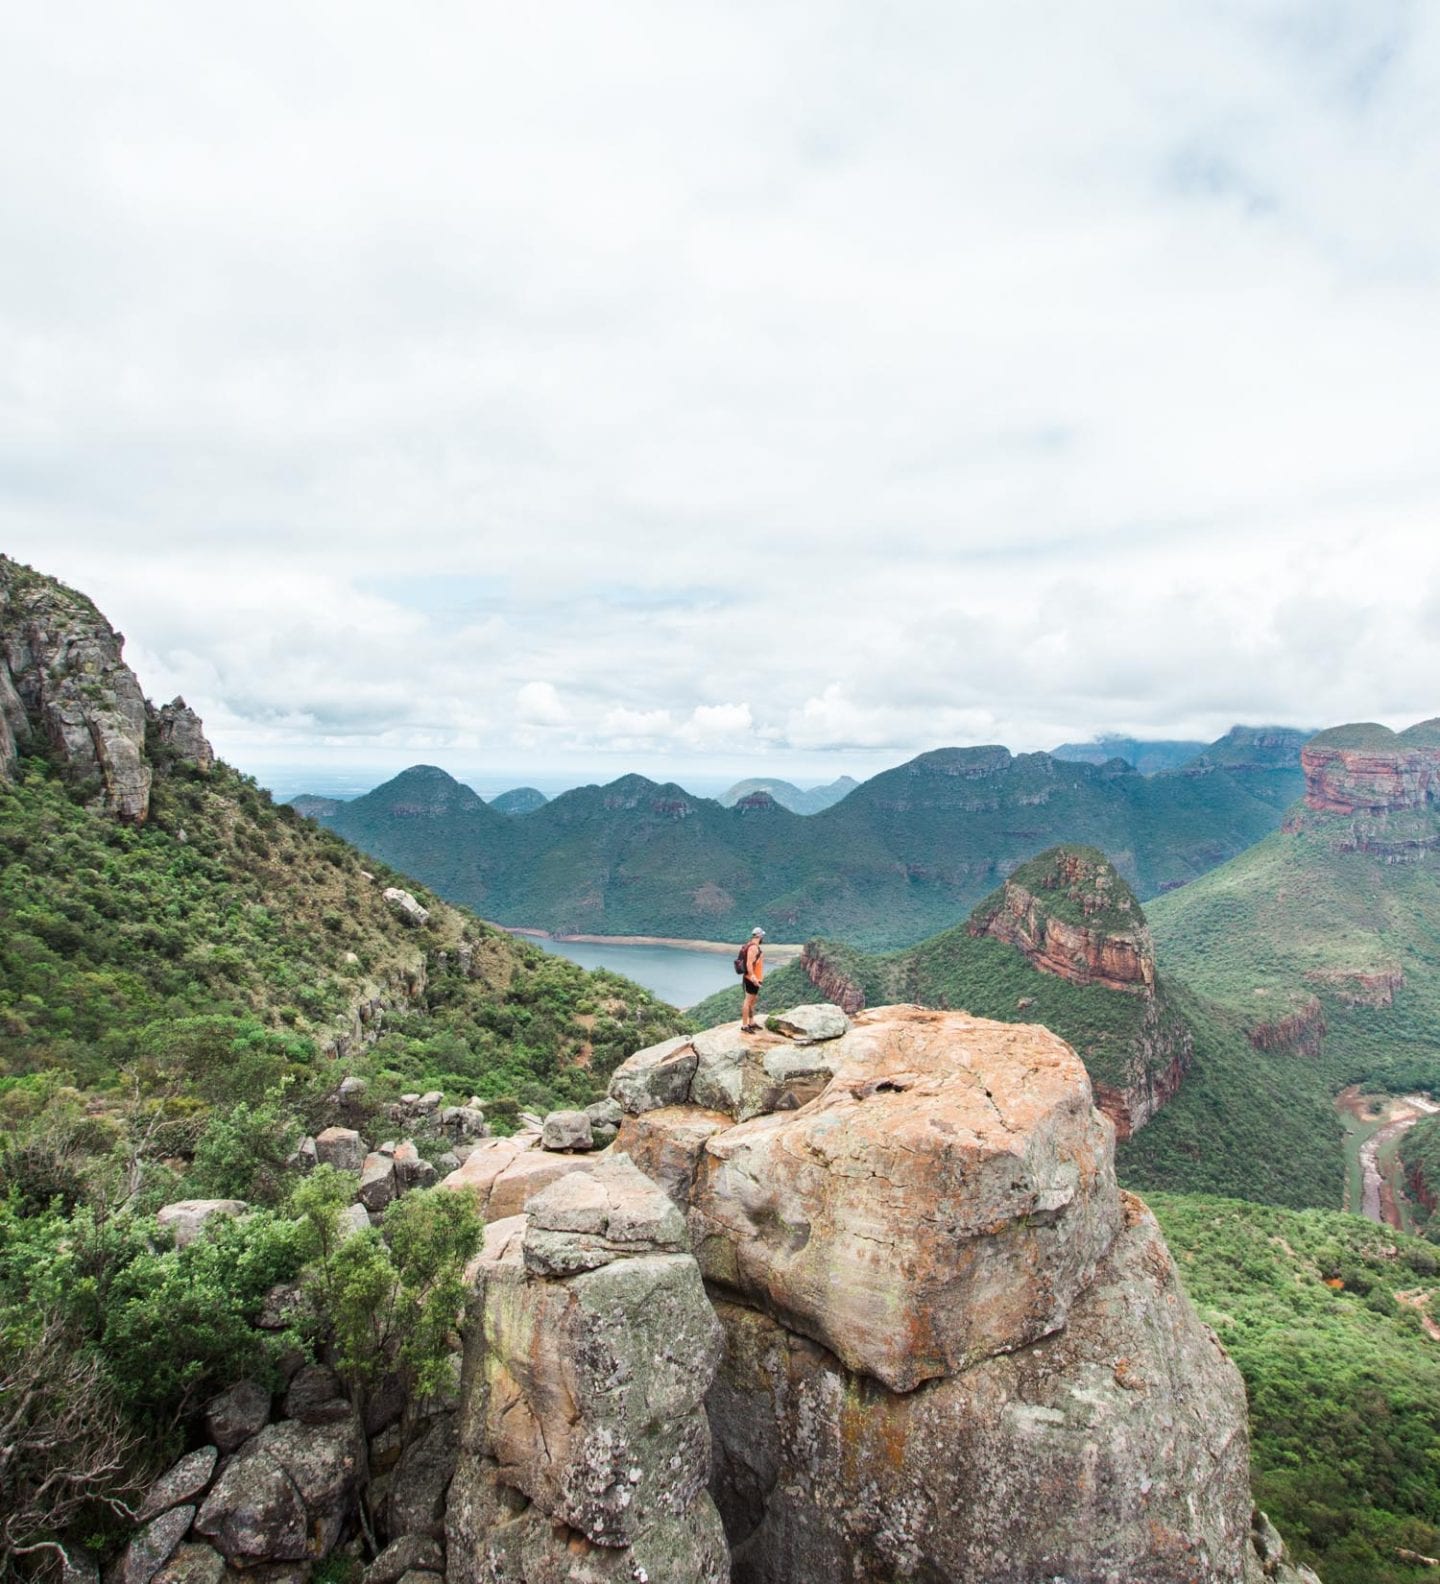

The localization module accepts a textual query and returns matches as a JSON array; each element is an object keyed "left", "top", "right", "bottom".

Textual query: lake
[{"left": 519, "top": 937, "right": 741, "bottom": 1008}]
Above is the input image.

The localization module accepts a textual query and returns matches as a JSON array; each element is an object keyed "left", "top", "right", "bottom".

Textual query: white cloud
[
  {"left": 3, "top": 2, "right": 1440, "bottom": 784},
  {"left": 515, "top": 682, "right": 569, "bottom": 727}
]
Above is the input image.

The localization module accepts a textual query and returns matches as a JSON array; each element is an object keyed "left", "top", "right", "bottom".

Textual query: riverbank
[
  {"left": 502, "top": 927, "right": 803, "bottom": 963},
  {"left": 1337, "top": 1086, "right": 1440, "bottom": 1229}
]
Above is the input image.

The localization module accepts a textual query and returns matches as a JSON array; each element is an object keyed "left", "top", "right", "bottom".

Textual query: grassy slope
[
  {"left": 0, "top": 753, "right": 685, "bottom": 1115},
  {"left": 1148, "top": 816, "right": 1440, "bottom": 1096},
  {"left": 1152, "top": 1193, "right": 1440, "bottom": 1584}
]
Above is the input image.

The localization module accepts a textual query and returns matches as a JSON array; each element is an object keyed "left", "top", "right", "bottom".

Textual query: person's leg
[{"left": 742, "top": 985, "right": 758, "bottom": 1028}]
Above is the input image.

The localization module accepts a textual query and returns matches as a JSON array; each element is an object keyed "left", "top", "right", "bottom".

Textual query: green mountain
[
  {"left": 691, "top": 846, "right": 1342, "bottom": 1209},
  {"left": 717, "top": 774, "right": 859, "bottom": 814},
  {"left": 1050, "top": 735, "right": 1208, "bottom": 773},
  {"left": 316, "top": 738, "right": 1306, "bottom": 951},
  {"left": 1146, "top": 719, "right": 1440, "bottom": 1099},
  {"left": 1150, "top": 1192, "right": 1440, "bottom": 1584},
  {"left": 489, "top": 785, "right": 548, "bottom": 814}
]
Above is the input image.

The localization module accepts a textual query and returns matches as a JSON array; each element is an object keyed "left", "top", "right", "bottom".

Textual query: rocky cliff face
[
  {"left": 968, "top": 846, "right": 1156, "bottom": 991},
  {"left": 1302, "top": 720, "right": 1440, "bottom": 815},
  {"left": 582, "top": 1005, "right": 1256, "bottom": 1581},
  {"left": 0, "top": 556, "right": 213, "bottom": 820}
]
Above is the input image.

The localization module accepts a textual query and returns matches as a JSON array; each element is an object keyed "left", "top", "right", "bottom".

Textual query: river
[{"left": 516, "top": 936, "right": 746, "bottom": 1009}]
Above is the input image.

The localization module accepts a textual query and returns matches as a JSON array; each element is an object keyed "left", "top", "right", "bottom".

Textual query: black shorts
[{"left": 743, "top": 977, "right": 760, "bottom": 994}]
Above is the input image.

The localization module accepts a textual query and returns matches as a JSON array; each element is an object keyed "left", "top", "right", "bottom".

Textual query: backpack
[{"left": 734, "top": 943, "right": 750, "bottom": 975}]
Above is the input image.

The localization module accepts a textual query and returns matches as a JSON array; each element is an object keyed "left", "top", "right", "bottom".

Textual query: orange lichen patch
[{"left": 1324, "top": 1277, "right": 1345, "bottom": 1290}]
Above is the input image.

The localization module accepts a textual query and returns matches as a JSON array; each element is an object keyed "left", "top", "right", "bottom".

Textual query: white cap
[{"left": 751, "top": 926, "right": 765, "bottom": 937}]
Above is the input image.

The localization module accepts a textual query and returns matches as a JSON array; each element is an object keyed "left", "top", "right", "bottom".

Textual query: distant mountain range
[
  {"left": 297, "top": 725, "right": 1310, "bottom": 950},
  {"left": 717, "top": 775, "right": 859, "bottom": 814},
  {"left": 1050, "top": 725, "right": 1309, "bottom": 776}
]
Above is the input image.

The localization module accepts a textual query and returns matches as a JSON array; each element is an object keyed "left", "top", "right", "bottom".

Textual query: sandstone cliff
[
  {"left": 1302, "top": 719, "right": 1440, "bottom": 816},
  {"left": 0, "top": 555, "right": 214, "bottom": 820},
  {"left": 969, "top": 845, "right": 1157, "bottom": 992},
  {"left": 431, "top": 1005, "right": 1264, "bottom": 1581}
]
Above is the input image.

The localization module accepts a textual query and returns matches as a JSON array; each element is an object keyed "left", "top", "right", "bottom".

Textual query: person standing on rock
[{"left": 741, "top": 927, "right": 765, "bottom": 1032}]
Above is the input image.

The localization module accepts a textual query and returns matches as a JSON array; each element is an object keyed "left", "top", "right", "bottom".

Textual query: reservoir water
[{"left": 518, "top": 937, "right": 739, "bottom": 1009}]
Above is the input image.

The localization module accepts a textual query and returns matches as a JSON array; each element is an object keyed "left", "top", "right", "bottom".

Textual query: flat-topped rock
[
  {"left": 522, "top": 1153, "right": 688, "bottom": 1276},
  {"left": 689, "top": 1005, "right": 1120, "bottom": 1391}
]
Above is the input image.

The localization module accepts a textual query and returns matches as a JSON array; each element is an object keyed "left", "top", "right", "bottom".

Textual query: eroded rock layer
[{"left": 708, "top": 1194, "right": 1253, "bottom": 1584}]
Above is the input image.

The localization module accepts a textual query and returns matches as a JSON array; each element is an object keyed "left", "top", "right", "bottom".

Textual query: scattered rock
[
  {"left": 149, "top": 1544, "right": 224, "bottom": 1584},
  {"left": 362, "top": 1537, "right": 444, "bottom": 1584},
  {"left": 522, "top": 1154, "right": 689, "bottom": 1277},
  {"left": 381, "top": 1411, "right": 456, "bottom": 1541},
  {"left": 764, "top": 1002, "right": 850, "bottom": 1042},
  {"left": 119, "top": 1505, "right": 194, "bottom": 1584},
  {"left": 383, "top": 888, "right": 430, "bottom": 928},
  {"left": 608, "top": 1033, "right": 697, "bottom": 1114},
  {"left": 137, "top": 1446, "right": 219, "bottom": 1521},
  {"left": 195, "top": 1419, "right": 363, "bottom": 1564},
  {"left": 337, "top": 1203, "right": 372, "bottom": 1240},
  {"left": 314, "top": 1127, "right": 366, "bottom": 1172},
  {"left": 358, "top": 1152, "right": 398, "bottom": 1212},
  {"left": 337, "top": 1076, "right": 367, "bottom": 1106},
  {"left": 540, "top": 1109, "right": 593, "bottom": 1152},
  {"left": 204, "top": 1379, "right": 271, "bottom": 1453},
  {"left": 284, "top": 1364, "right": 350, "bottom": 1426},
  {"left": 156, "top": 1199, "right": 247, "bottom": 1249}
]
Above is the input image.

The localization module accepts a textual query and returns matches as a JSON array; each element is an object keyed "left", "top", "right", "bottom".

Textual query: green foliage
[
  {"left": 1154, "top": 1193, "right": 1440, "bottom": 1584},
  {"left": 187, "top": 1097, "right": 303, "bottom": 1205},
  {"left": 0, "top": 1195, "right": 305, "bottom": 1435},
  {"left": 295, "top": 1169, "right": 481, "bottom": 1412}
]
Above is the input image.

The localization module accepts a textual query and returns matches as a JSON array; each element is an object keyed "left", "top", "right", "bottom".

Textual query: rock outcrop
[
  {"left": 604, "top": 1003, "right": 1257, "bottom": 1583},
  {"left": 446, "top": 1162, "right": 728, "bottom": 1584},
  {"left": 0, "top": 556, "right": 215, "bottom": 819},
  {"left": 708, "top": 1194, "right": 1253, "bottom": 1584},
  {"left": 1302, "top": 719, "right": 1440, "bottom": 815},
  {"left": 969, "top": 844, "right": 1155, "bottom": 991}
]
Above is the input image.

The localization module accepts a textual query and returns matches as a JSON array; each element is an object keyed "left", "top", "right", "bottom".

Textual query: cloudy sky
[{"left": 4, "top": 2, "right": 1440, "bottom": 793}]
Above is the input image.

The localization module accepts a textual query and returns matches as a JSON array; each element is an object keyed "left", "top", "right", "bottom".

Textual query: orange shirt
[{"left": 743, "top": 941, "right": 764, "bottom": 982}]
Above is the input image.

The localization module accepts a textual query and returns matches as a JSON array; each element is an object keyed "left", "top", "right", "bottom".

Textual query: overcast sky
[{"left": 4, "top": 2, "right": 1440, "bottom": 791}]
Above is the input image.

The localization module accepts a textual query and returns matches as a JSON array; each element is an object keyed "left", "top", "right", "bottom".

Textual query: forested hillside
[{"left": 313, "top": 737, "right": 1304, "bottom": 950}]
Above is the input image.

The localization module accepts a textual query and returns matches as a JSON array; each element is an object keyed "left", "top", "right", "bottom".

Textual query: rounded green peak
[
  {"left": 970, "top": 844, "right": 1142, "bottom": 934},
  {"left": 1399, "top": 717, "right": 1440, "bottom": 746},
  {"left": 1306, "top": 722, "right": 1400, "bottom": 750}
]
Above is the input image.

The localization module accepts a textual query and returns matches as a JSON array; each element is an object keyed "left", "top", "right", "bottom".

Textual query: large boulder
[
  {"left": 688, "top": 1007, "right": 1120, "bottom": 1390},
  {"left": 709, "top": 1194, "right": 1254, "bottom": 1584},
  {"left": 315, "top": 1127, "right": 366, "bottom": 1172},
  {"left": 383, "top": 888, "right": 430, "bottom": 928},
  {"left": 155, "top": 1199, "right": 247, "bottom": 1249},
  {"left": 117, "top": 1506, "right": 193, "bottom": 1584},
  {"left": 194, "top": 1418, "right": 364, "bottom": 1564},
  {"left": 137, "top": 1446, "right": 219, "bottom": 1521},
  {"left": 446, "top": 1174, "right": 728, "bottom": 1584},
  {"left": 539, "top": 1109, "right": 593, "bottom": 1152},
  {"left": 204, "top": 1379, "right": 271, "bottom": 1452},
  {"left": 154, "top": 698, "right": 214, "bottom": 771}
]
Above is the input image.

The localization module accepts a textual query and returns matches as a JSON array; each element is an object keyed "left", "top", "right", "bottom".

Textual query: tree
[{"left": 292, "top": 1171, "right": 481, "bottom": 1550}]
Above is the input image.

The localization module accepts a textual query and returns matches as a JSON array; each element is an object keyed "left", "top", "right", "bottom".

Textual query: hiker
[{"left": 740, "top": 926, "right": 765, "bottom": 1032}]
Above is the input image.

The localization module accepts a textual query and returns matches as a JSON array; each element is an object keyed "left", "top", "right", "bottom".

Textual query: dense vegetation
[
  {"left": 1153, "top": 1194, "right": 1440, "bottom": 1584},
  {"left": 1149, "top": 812, "right": 1440, "bottom": 1101},
  {"left": 311, "top": 734, "right": 1304, "bottom": 950},
  {"left": 0, "top": 752, "right": 684, "bottom": 1117}
]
